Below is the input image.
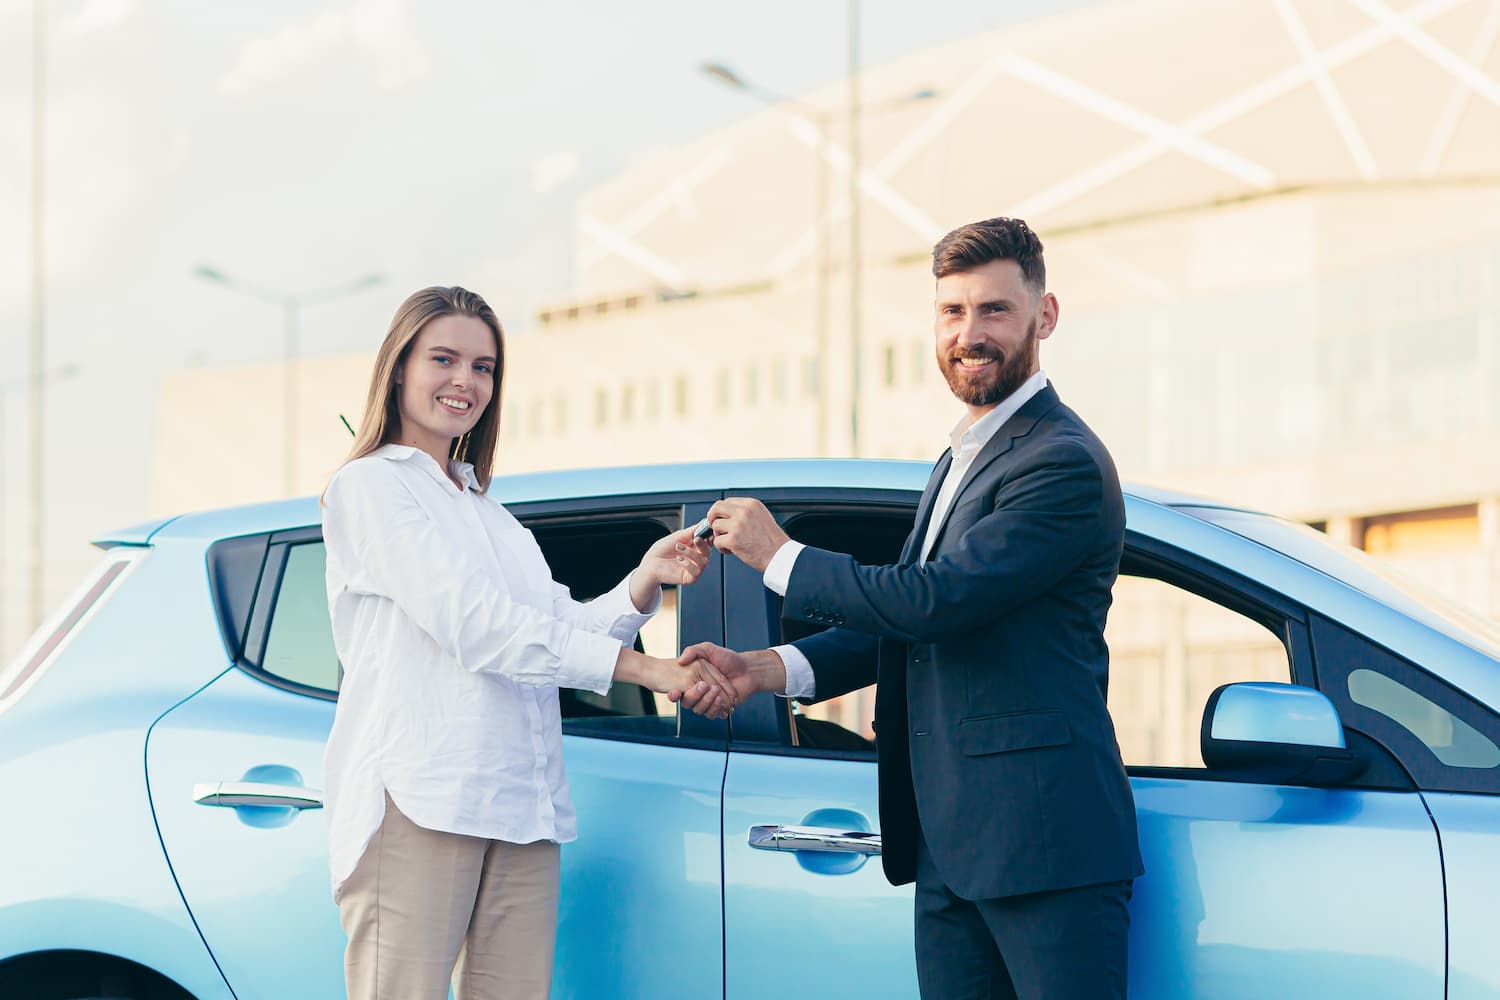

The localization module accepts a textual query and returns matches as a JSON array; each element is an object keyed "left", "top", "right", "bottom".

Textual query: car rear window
[{"left": 0, "top": 551, "right": 143, "bottom": 711}]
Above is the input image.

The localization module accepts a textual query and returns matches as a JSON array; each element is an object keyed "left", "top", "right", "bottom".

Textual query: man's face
[{"left": 933, "top": 259, "right": 1057, "bottom": 411}]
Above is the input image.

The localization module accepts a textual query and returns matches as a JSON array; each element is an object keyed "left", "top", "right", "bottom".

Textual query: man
[{"left": 675, "top": 217, "right": 1143, "bottom": 999}]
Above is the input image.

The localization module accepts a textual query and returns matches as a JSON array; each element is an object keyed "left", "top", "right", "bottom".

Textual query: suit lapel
[
  {"left": 900, "top": 450, "right": 952, "bottom": 564},
  {"left": 924, "top": 384, "right": 1062, "bottom": 556}
]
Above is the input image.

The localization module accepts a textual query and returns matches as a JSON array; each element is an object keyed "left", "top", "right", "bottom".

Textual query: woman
[{"left": 321, "top": 286, "right": 729, "bottom": 1000}]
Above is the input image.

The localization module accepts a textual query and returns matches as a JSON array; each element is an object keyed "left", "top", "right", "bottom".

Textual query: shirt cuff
[
  {"left": 763, "top": 541, "right": 806, "bottom": 596},
  {"left": 606, "top": 572, "right": 658, "bottom": 643},
  {"left": 556, "top": 630, "right": 622, "bottom": 696},
  {"left": 773, "top": 644, "right": 816, "bottom": 700}
]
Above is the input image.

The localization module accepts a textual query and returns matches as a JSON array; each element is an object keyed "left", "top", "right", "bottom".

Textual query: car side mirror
[{"left": 1201, "top": 682, "right": 1366, "bottom": 787}]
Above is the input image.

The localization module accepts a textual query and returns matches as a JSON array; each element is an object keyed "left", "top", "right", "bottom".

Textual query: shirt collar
[
  {"left": 372, "top": 443, "right": 480, "bottom": 494},
  {"left": 949, "top": 369, "right": 1049, "bottom": 454}
]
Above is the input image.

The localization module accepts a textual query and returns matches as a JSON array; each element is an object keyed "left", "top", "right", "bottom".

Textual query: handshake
[{"left": 623, "top": 497, "right": 796, "bottom": 718}]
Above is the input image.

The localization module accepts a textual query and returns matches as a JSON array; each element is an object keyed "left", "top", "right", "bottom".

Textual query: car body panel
[
  {"left": 721, "top": 751, "right": 917, "bottom": 999},
  {"left": 554, "top": 737, "right": 727, "bottom": 999},
  {"left": 1420, "top": 791, "right": 1500, "bottom": 998},
  {"left": 146, "top": 665, "right": 342, "bottom": 999},
  {"left": 0, "top": 545, "right": 238, "bottom": 998},
  {"left": 1129, "top": 778, "right": 1444, "bottom": 997}
]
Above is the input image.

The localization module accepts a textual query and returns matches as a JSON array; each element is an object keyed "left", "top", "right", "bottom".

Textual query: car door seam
[{"left": 143, "top": 663, "right": 243, "bottom": 1000}]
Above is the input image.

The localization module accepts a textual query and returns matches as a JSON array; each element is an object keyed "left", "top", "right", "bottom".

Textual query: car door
[
  {"left": 1113, "top": 534, "right": 1444, "bottom": 998},
  {"left": 719, "top": 493, "right": 1446, "bottom": 999},
  {"left": 719, "top": 492, "right": 920, "bottom": 999},
  {"left": 146, "top": 495, "right": 731, "bottom": 1000}
]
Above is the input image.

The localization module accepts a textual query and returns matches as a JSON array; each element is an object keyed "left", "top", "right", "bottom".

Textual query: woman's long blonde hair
[{"left": 336, "top": 286, "right": 506, "bottom": 491}]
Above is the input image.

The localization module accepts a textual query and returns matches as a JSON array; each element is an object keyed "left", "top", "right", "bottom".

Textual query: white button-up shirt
[
  {"left": 321, "top": 444, "right": 656, "bottom": 893},
  {"left": 766, "top": 370, "right": 1049, "bottom": 698}
]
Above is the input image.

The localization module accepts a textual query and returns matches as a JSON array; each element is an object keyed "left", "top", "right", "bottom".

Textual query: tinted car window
[
  {"left": 261, "top": 543, "right": 339, "bottom": 692},
  {"left": 1348, "top": 668, "right": 1500, "bottom": 769}
]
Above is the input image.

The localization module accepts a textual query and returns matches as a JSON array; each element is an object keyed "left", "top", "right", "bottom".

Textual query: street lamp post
[
  {"left": 193, "top": 268, "right": 384, "bottom": 496},
  {"left": 28, "top": 0, "right": 47, "bottom": 631},
  {"left": 1, "top": 364, "right": 79, "bottom": 656},
  {"left": 700, "top": 41, "right": 931, "bottom": 458}
]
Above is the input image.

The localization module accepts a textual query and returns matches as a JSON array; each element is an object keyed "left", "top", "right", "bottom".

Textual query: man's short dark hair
[{"left": 931, "top": 216, "right": 1046, "bottom": 294}]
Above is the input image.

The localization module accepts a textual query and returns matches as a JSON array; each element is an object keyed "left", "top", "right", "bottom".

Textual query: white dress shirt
[
  {"left": 321, "top": 444, "right": 657, "bottom": 893},
  {"left": 765, "top": 370, "right": 1049, "bottom": 698}
]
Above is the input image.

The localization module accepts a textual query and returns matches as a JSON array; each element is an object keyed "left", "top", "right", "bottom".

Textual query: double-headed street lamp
[
  {"left": 700, "top": 58, "right": 934, "bottom": 457},
  {"left": 193, "top": 267, "right": 385, "bottom": 496}
]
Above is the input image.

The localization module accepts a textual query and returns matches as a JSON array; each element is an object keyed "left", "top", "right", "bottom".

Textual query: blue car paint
[
  {"left": 1129, "top": 777, "right": 1444, "bottom": 997},
  {"left": 147, "top": 665, "right": 343, "bottom": 999},
  {"left": 1419, "top": 791, "right": 1500, "bottom": 999},
  {"left": 721, "top": 750, "right": 919, "bottom": 1000},
  {"left": 555, "top": 735, "right": 727, "bottom": 999},
  {"left": 0, "top": 547, "right": 236, "bottom": 998},
  {"left": 0, "top": 459, "right": 1489, "bottom": 998}
]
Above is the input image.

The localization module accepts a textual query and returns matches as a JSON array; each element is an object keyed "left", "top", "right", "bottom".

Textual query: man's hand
[
  {"left": 706, "top": 498, "right": 789, "bottom": 572},
  {"left": 668, "top": 643, "right": 788, "bottom": 720},
  {"left": 615, "top": 649, "right": 737, "bottom": 717}
]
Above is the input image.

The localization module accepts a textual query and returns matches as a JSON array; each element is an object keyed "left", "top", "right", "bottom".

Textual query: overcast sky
[{"left": 0, "top": 0, "right": 1098, "bottom": 646}]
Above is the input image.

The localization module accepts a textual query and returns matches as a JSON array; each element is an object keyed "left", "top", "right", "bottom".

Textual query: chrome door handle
[
  {"left": 193, "top": 781, "right": 323, "bottom": 809},
  {"left": 748, "top": 824, "right": 881, "bottom": 856}
]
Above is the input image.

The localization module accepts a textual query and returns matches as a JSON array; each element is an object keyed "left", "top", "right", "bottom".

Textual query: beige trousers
[{"left": 336, "top": 793, "right": 561, "bottom": 1000}]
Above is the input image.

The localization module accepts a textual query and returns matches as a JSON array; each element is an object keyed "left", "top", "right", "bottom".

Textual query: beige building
[{"left": 154, "top": 0, "right": 1500, "bottom": 630}]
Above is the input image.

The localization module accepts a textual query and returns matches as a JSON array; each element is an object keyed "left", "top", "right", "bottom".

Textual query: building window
[
  {"left": 1362, "top": 504, "right": 1480, "bottom": 555},
  {"left": 744, "top": 366, "right": 759, "bottom": 407},
  {"left": 716, "top": 370, "right": 731, "bottom": 412},
  {"left": 883, "top": 344, "right": 897, "bottom": 387},
  {"left": 553, "top": 393, "right": 567, "bottom": 435},
  {"left": 674, "top": 376, "right": 690, "bottom": 417},
  {"left": 772, "top": 359, "right": 789, "bottom": 402},
  {"left": 595, "top": 388, "right": 609, "bottom": 428},
  {"left": 912, "top": 341, "right": 928, "bottom": 382},
  {"left": 803, "top": 358, "right": 821, "bottom": 398},
  {"left": 645, "top": 379, "right": 661, "bottom": 420},
  {"left": 622, "top": 384, "right": 636, "bottom": 423}
]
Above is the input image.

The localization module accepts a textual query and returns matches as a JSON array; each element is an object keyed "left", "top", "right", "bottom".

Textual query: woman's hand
[
  {"left": 641, "top": 528, "right": 712, "bottom": 587},
  {"left": 629, "top": 528, "right": 713, "bottom": 611},
  {"left": 613, "top": 649, "right": 738, "bottom": 715}
]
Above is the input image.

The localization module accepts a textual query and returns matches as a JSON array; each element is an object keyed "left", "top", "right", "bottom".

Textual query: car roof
[{"left": 97, "top": 458, "right": 1228, "bottom": 546}]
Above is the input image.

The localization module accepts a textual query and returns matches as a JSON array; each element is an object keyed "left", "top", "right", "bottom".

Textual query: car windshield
[{"left": 1179, "top": 505, "right": 1500, "bottom": 661}]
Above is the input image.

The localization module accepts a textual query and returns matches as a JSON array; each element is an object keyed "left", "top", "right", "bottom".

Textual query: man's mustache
[{"left": 947, "top": 348, "right": 1004, "bottom": 364}]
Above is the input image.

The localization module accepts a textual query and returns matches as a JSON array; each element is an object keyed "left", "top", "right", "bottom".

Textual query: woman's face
[{"left": 395, "top": 313, "right": 497, "bottom": 462}]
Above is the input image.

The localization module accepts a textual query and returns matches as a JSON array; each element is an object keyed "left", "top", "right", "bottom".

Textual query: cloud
[
  {"left": 531, "top": 150, "right": 580, "bottom": 194},
  {"left": 60, "top": 0, "right": 134, "bottom": 36},
  {"left": 218, "top": 0, "right": 429, "bottom": 98}
]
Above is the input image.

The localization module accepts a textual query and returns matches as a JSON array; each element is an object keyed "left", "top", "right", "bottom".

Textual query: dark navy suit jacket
[{"left": 788, "top": 384, "right": 1144, "bottom": 900}]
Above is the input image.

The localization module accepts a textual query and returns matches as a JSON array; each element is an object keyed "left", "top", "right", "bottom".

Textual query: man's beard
[{"left": 938, "top": 318, "right": 1038, "bottom": 407}]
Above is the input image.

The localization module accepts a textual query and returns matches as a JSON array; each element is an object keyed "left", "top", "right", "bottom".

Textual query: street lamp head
[
  {"left": 194, "top": 265, "right": 229, "bottom": 285},
  {"left": 700, "top": 61, "right": 748, "bottom": 91},
  {"left": 353, "top": 273, "right": 386, "bottom": 291}
]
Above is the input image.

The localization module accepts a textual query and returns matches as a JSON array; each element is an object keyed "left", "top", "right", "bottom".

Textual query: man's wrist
[{"left": 746, "top": 648, "right": 788, "bottom": 696}]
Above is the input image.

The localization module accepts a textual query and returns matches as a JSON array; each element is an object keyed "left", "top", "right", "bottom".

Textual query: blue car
[{"left": 2, "top": 460, "right": 1499, "bottom": 999}]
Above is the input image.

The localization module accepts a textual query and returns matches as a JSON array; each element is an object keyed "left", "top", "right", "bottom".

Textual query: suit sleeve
[
  {"left": 783, "top": 442, "right": 1109, "bottom": 645},
  {"left": 790, "top": 627, "right": 881, "bottom": 705}
]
